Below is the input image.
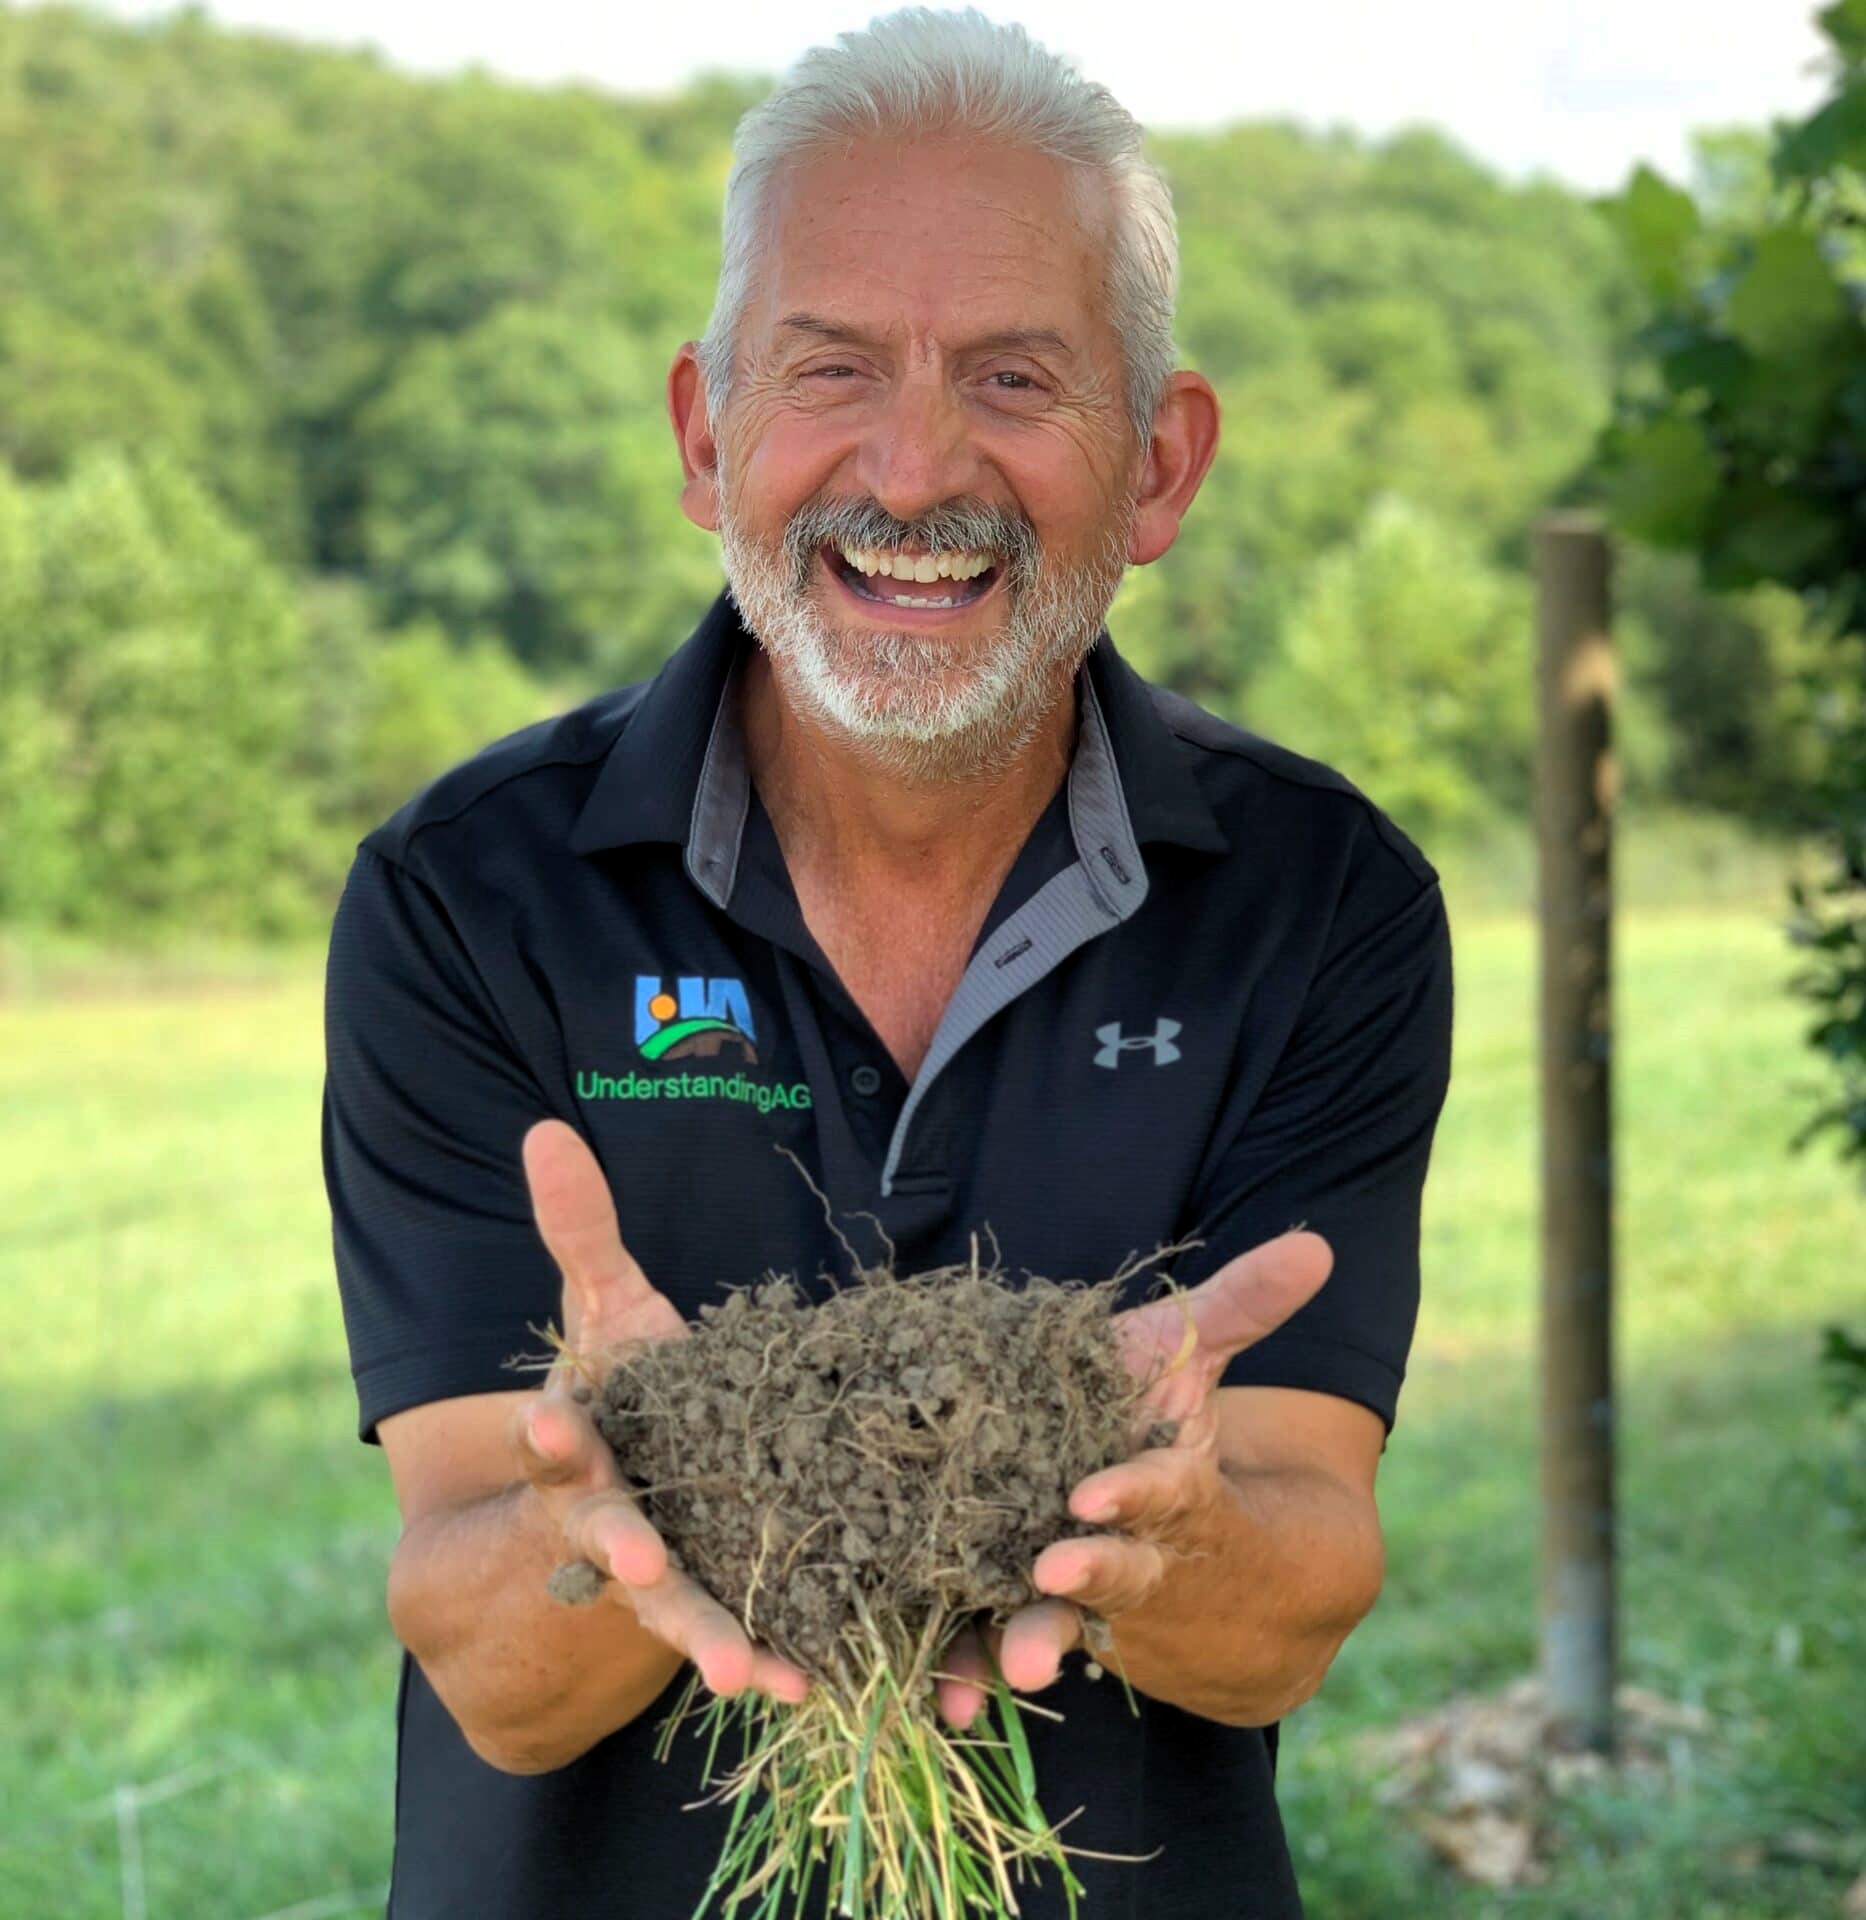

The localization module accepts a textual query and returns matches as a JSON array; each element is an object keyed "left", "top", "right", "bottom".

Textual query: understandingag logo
[
  {"left": 575, "top": 971, "right": 811, "bottom": 1115},
  {"left": 575, "top": 1067, "right": 812, "bottom": 1114},
  {"left": 634, "top": 973, "right": 758, "bottom": 1063}
]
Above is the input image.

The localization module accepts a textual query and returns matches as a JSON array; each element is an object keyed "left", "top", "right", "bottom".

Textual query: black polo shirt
[{"left": 322, "top": 589, "right": 1453, "bottom": 1920}]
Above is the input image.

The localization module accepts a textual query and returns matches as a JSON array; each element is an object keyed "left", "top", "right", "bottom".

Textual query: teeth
[
  {"left": 837, "top": 544, "right": 994, "bottom": 582},
  {"left": 838, "top": 567, "right": 963, "bottom": 609}
]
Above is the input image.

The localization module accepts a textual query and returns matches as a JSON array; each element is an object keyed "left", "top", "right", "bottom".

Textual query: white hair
[{"left": 696, "top": 6, "right": 1179, "bottom": 444}]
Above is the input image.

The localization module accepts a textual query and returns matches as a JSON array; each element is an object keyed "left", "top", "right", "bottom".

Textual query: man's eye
[
  {"left": 989, "top": 371, "right": 1036, "bottom": 390},
  {"left": 806, "top": 365, "right": 856, "bottom": 380}
]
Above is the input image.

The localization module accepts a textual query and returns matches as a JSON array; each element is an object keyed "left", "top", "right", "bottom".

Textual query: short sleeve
[
  {"left": 1177, "top": 875, "right": 1453, "bottom": 1438},
  {"left": 322, "top": 841, "right": 564, "bottom": 1443}
]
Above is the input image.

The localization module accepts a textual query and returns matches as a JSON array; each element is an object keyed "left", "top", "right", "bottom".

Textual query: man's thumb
[
  {"left": 1185, "top": 1228, "right": 1333, "bottom": 1365},
  {"left": 522, "top": 1119, "right": 660, "bottom": 1338},
  {"left": 1119, "top": 1229, "right": 1333, "bottom": 1390}
]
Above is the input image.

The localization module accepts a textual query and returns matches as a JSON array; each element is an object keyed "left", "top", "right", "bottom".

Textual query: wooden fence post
[{"left": 1533, "top": 512, "right": 1617, "bottom": 1755}]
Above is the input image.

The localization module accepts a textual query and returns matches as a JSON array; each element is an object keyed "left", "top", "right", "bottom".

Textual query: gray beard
[{"left": 716, "top": 480, "right": 1134, "bottom": 786}]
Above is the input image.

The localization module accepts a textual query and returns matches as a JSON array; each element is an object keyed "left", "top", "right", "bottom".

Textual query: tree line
[{"left": 0, "top": 1, "right": 1831, "bottom": 936}]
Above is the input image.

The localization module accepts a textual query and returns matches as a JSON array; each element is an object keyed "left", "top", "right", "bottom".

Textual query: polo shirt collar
[
  {"left": 565, "top": 589, "right": 1228, "bottom": 897},
  {"left": 1086, "top": 620, "right": 1232, "bottom": 859},
  {"left": 566, "top": 591, "right": 743, "bottom": 860}
]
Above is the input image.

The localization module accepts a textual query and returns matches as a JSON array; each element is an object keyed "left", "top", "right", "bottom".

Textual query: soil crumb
[{"left": 573, "top": 1257, "right": 1154, "bottom": 1677}]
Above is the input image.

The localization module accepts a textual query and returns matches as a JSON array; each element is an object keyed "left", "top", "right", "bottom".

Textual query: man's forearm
[
  {"left": 1098, "top": 1462, "right": 1385, "bottom": 1726},
  {"left": 386, "top": 1480, "right": 686, "bottom": 1772}
]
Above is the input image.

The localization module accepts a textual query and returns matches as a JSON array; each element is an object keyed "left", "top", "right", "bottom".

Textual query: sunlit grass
[{"left": 1, "top": 894, "right": 1860, "bottom": 1917}]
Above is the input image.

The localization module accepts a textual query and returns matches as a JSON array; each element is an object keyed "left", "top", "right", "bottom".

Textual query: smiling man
[{"left": 322, "top": 10, "right": 1454, "bottom": 1917}]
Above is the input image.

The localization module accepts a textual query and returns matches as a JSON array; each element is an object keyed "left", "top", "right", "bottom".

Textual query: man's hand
[
  {"left": 933, "top": 1231, "right": 1334, "bottom": 1730},
  {"left": 515, "top": 1118, "right": 810, "bottom": 1707}
]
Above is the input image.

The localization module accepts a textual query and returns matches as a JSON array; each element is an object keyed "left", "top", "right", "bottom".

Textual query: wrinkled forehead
[{"left": 747, "top": 134, "right": 1115, "bottom": 354}]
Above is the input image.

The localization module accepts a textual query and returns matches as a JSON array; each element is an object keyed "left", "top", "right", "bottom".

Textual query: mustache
[{"left": 779, "top": 495, "right": 1042, "bottom": 589}]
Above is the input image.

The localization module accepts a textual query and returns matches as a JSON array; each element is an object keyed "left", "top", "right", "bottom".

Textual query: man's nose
[{"left": 850, "top": 373, "right": 980, "bottom": 525}]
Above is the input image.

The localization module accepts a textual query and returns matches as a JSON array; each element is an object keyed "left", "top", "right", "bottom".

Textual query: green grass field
[{"left": 1, "top": 896, "right": 1861, "bottom": 1919}]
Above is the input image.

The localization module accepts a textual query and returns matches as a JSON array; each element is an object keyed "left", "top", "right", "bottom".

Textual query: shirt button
[{"left": 850, "top": 1063, "right": 883, "bottom": 1097}]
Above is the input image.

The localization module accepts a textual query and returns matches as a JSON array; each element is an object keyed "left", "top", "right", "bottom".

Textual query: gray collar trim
[
  {"left": 683, "top": 646, "right": 753, "bottom": 910},
  {"left": 878, "top": 676, "right": 1152, "bottom": 1194},
  {"left": 1069, "top": 666, "right": 1147, "bottom": 917},
  {"left": 681, "top": 646, "right": 1145, "bottom": 918},
  {"left": 680, "top": 645, "right": 1154, "bottom": 1197}
]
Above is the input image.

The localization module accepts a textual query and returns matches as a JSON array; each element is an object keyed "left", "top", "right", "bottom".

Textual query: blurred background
[{"left": 1, "top": 1, "right": 1861, "bottom": 1914}]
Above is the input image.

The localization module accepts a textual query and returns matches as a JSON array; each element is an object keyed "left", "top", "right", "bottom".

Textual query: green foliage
[
  {"left": 1160, "top": 122, "right": 1628, "bottom": 561},
  {"left": 1818, "top": 1321, "right": 1866, "bottom": 1542},
  {"left": 1598, "top": 7, "right": 1866, "bottom": 1172},
  {"left": 352, "top": 304, "right": 721, "bottom": 681},
  {"left": 0, "top": 299, "right": 204, "bottom": 482},
  {"left": 0, "top": 453, "right": 555, "bottom": 937},
  {"left": 1603, "top": 415, "right": 1722, "bottom": 547},
  {"left": 1823, "top": 1323, "right": 1866, "bottom": 1414},
  {"left": 1597, "top": 172, "right": 1863, "bottom": 598},
  {"left": 1614, "top": 550, "right": 1838, "bottom": 822},
  {"left": 1787, "top": 657, "right": 1866, "bottom": 1169},
  {"left": 1246, "top": 498, "right": 1531, "bottom": 839},
  {"left": 0, "top": 0, "right": 1809, "bottom": 937},
  {"left": 1598, "top": 163, "right": 1702, "bottom": 303},
  {"left": 0, "top": 449, "right": 317, "bottom": 935},
  {"left": 293, "top": 579, "right": 559, "bottom": 838}
]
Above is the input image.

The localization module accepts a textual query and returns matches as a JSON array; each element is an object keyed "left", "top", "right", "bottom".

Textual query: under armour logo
[{"left": 1093, "top": 1019, "right": 1182, "bottom": 1068}]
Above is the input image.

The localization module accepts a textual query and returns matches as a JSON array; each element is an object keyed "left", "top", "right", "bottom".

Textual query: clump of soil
[{"left": 554, "top": 1253, "right": 1164, "bottom": 1680}]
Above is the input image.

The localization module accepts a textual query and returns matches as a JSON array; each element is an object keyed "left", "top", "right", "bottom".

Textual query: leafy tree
[
  {"left": 1243, "top": 497, "right": 1532, "bottom": 838},
  {"left": 1613, "top": 547, "right": 1838, "bottom": 822},
  {"left": 292, "top": 578, "right": 561, "bottom": 853},
  {"left": 0, "top": 299, "right": 204, "bottom": 483},
  {"left": 1133, "top": 119, "right": 1632, "bottom": 744},
  {"left": 1598, "top": 0, "right": 1866, "bottom": 1170},
  {"left": 0, "top": 457, "right": 562, "bottom": 935},
  {"left": 0, "top": 462, "right": 73, "bottom": 921},
  {"left": 352, "top": 303, "right": 721, "bottom": 681},
  {"left": 0, "top": 449, "right": 318, "bottom": 934}
]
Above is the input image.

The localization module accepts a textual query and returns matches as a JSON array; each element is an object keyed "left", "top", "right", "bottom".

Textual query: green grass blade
[
  {"left": 987, "top": 1676, "right": 1038, "bottom": 1814},
  {"left": 698, "top": 1688, "right": 737, "bottom": 1785},
  {"left": 657, "top": 1665, "right": 708, "bottom": 1765},
  {"left": 898, "top": 1793, "right": 947, "bottom": 1918},
  {"left": 694, "top": 1766, "right": 777, "bottom": 1920},
  {"left": 837, "top": 1686, "right": 886, "bottom": 1917}
]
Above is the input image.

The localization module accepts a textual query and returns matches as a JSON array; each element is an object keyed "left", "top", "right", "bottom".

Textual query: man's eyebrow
[{"left": 776, "top": 313, "right": 1075, "bottom": 358}]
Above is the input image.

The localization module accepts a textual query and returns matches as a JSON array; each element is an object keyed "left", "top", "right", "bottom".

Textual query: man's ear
[
  {"left": 1127, "top": 370, "right": 1220, "bottom": 568},
  {"left": 668, "top": 342, "right": 721, "bottom": 534}
]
